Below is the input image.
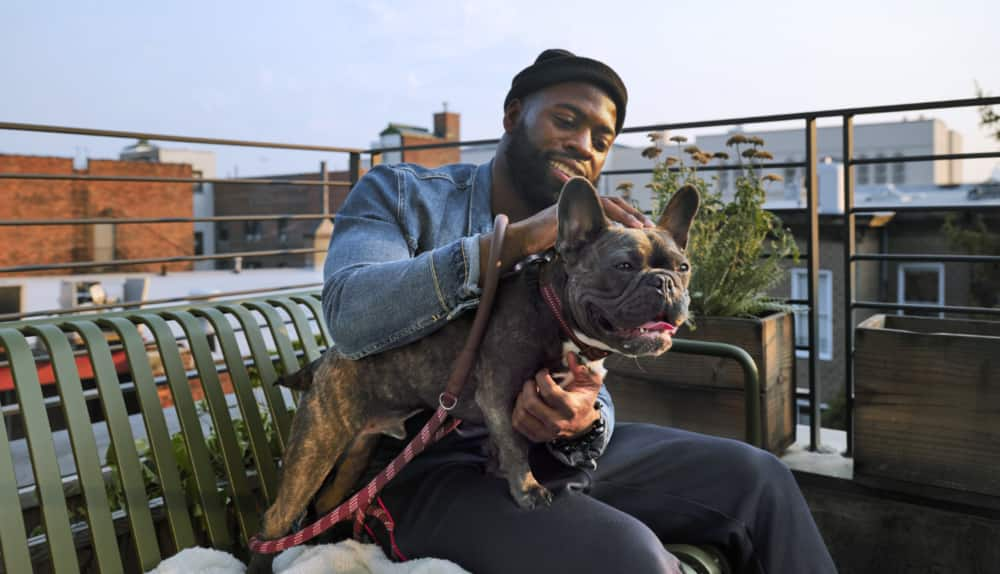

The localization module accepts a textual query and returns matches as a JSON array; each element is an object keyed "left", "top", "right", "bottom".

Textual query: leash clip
[{"left": 438, "top": 392, "right": 458, "bottom": 411}]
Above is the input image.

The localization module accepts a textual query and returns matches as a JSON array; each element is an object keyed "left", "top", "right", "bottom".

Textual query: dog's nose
[{"left": 653, "top": 274, "right": 675, "bottom": 295}]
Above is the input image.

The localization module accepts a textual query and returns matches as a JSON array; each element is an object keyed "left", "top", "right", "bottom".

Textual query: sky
[{"left": 2, "top": 0, "right": 998, "bottom": 180}]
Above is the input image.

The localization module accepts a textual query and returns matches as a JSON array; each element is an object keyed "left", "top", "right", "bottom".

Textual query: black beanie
[{"left": 504, "top": 49, "right": 628, "bottom": 133}]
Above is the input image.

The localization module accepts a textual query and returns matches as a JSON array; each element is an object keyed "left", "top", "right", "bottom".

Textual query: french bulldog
[{"left": 248, "top": 178, "right": 699, "bottom": 570}]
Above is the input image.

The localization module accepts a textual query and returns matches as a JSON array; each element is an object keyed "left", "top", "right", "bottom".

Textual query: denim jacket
[{"left": 322, "top": 161, "right": 614, "bottom": 467}]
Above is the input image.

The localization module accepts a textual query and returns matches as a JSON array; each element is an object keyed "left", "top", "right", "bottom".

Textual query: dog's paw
[{"left": 511, "top": 475, "right": 553, "bottom": 509}]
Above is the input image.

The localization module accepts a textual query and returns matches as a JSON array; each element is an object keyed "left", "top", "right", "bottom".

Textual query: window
[
  {"left": 0, "top": 285, "right": 23, "bottom": 316},
  {"left": 277, "top": 218, "right": 289, "bottom": 244},
  {"left": 892, "top": 153, "right": 905, "bottom": 184},
  {"left": 783, "top": 159, "right": 797, "bottom": 189},
  {"left": 192, "top": 169, "right": 204, "bottom": 194},
  {"left": 93, "top": 223, "right": 115, "bottom": 262},
  {"left": 194, "top": 231, "right": 204, "bottom": 256},
  {"left": 244, "top": 221, "right": 262, "bottom": 242},
  {"left": 857, "top": 155, "right": 870, "bottom": 184},
  {"left": 790, "top": 269, "right": 833, "bottom": 360},
  {"left": 719, "top": 164, "right": 730, "bottom": 191},
  {"left": 218, "top": 224, "right": 229, "bottom": 242},
  {"left": 874, "top": 154, "right": 887, "bottom": 184},
  {"left": 898, "top": 263, "right": 945, "bottom": 317}
]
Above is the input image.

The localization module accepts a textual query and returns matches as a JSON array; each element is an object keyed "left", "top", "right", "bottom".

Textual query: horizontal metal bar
[
  {"left": 851, "top": 204, "right": 1000, "bottom": 214},
  {"left": 600, "top": 162, "right": 805, "bottom": 177},
  {"left": 0, "top": 282, "right": 322, "bottom": 322},
  {"left": 622, "top": 97, "right": 1000, "bottom": 133},
  {"left": 0, "top": 173, "right": 349, "bottom": 187},
  {"left": 787, "top": 298, "right": 810, "bottom": 306},
  {"left": 0, "top": 214, "right": 333, "bottom": 227},
  {"left": 852, "top": 300, "right": 1000, "bottom": 316},
  {"left": 850, "top": 151, "right": 1000, "bottom": 165},
  {"left": 795, "top": 345, "right": 812, "bottom": 351},
  {"left": 367, "top": 137, "right": 500, "bottom": 154},
  {"left": 853, "top": 253, "right": 1000, "bottom": 263},
  {"left": 0, "top": 248, "right": 324, "bottom": 274},
  {"left": 0, "top": 121, "right": 364, "bottom": 154}
]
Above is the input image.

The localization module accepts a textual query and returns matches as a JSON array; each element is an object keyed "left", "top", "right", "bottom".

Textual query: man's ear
[
  {"left": 556, "top": 177, "right": 608, "bottom": 257},
  {"left": 656, "top": 185, "right": 700, "bottom": 250},
  {"left": 503, "top": 99, "right": 523, "bottom": 133}
]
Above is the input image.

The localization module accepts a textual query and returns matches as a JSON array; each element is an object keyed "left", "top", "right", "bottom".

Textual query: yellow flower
[
  {"left": 665, "top": 157, "right": 679, "bottom": 166},
  {"left": 748, "top": 136, "right": 765, "bottom": 146},
  {"left": 762, "top": 174, "right": 784, "bottom": 183},
  {"left": 669, "top": 135, "right": 688, "bottom": 144},
  {"left": 683, "top": 145, "right": 702, "bottom": 155},
  {"left": 713, "top": 152, "right": 730, "bottom": 160},
  {"left": 642, "top": 146, "right": 662, "bottom": 159},
  {"left": 647, "top": 131, "right": 666, "bottom": 143},
  {"left": 742, "top": 148, "right": 757, "bottom": 158},
  {"left": 754, "top": 150, "right": 774, "bottom": 160},
  {"left": 617, "top": 181, "right": 635, "bottom": 192},
  {"left": 726, "top": 134, "right": 749, "bottom": 147}
]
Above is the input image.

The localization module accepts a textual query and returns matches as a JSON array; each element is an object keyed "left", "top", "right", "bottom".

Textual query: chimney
[{"left": 434, "top": 103, "right": 460, "bottom": 141}]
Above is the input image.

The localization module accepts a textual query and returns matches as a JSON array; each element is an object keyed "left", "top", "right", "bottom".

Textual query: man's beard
[{"left": 504, "top": 121, "right": 590, "bottom": 213}]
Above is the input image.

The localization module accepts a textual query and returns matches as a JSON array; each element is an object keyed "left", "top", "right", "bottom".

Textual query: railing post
[
  {"left": 805, "top": 117, "right": 822, "bottom": 451},
  {"left": 842, "top": 115, "right": 856, "bottom": 457},
  {"left": 349, "top": 152, "right": 361, "bottom": 188}
]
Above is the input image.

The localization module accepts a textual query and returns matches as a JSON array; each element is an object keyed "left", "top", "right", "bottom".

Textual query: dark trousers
[{"left": 372, "top": 422, "right": 837, "bottom": 574}]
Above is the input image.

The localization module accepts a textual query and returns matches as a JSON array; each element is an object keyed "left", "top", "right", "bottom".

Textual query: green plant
[
  {"left": 104, "top": 397, "right": 292, "bottom": 546},
  {"left": 638, "top": 133, "right": 799, "bottom": 317},
  {"left": 943, "top": 214, "right": 1000, "bottom": 308}
]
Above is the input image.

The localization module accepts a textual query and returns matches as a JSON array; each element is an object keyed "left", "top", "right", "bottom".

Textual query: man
[{"left": 322, "top": 49, "right": 836, "bottom": 573}]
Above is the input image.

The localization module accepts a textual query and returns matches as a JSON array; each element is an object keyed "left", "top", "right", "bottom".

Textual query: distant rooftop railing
[{"left": 3, "top": 97, "right": 1000, "bottom": 455}]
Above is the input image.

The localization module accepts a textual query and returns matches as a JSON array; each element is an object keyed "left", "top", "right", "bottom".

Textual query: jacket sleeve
[{"left": 322, "top": 166, "right": 482, "bottom": 359}]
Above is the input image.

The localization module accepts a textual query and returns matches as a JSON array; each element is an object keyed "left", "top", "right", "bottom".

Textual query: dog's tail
[{"left": 275, "top": 357, "right": 323, "bottom": 391}]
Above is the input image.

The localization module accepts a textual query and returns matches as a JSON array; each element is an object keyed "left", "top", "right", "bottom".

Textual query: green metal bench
[{"left": 0, "top": 292, "right": 756, "bottom": 573}]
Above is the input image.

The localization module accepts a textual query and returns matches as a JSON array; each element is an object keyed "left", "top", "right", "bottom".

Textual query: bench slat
[
  {"left": 268, "top": 298, "right": 322, "bottom": 362},
  {"left": 0, "top": 358, "right": 32, "bottom": 574},
  {"left": 64, "top": 320, "right": 161, "bottom": 571},
  {"left": 163, "top": 310, "right": 259, "bottom": 544},
  {"left": 26, "top": 324, "right": 124, "bottom": 574},
  {"left": 100, "top": 317, "right": 197, "bottom": 552},
  {"left": 129, "top": 313, "right": 233, "bottom": 550},
  {"left": 0, "top": 328, "right": 80, "bottom": 574},
  {"left": 242, "top": 301, "right": 302, "bottom": 383},
  {"left": 217, "top": 304, "right": 291, "bottom": 450},
  {"left": 290, "top": 293, "right": 332, "bottom": 348},
  {"left": 193, "top": 308, "right": 280, "bottom": 504}
]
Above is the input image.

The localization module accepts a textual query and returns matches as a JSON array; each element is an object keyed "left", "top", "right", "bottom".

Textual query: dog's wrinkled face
[{"left": 555, "top": 177, "right": 699, "bottom": 357}]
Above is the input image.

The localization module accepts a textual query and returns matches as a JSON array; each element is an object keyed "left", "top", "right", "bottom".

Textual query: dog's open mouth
[{"left": 593, "top": 309, "right": 677, "bottom": 341}]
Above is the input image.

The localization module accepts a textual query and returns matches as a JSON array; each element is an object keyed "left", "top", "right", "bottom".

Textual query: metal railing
[
  {"left": 3, "top": 97, "right": 1000, "bottom": 456},
  {"left": 365, "top": 96, "right": 1000, "bottom": 455}
]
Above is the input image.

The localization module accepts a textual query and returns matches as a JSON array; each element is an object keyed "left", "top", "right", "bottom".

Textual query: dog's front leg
[{"left": 475, "top": 367, "right": 552, "bottom": 510}]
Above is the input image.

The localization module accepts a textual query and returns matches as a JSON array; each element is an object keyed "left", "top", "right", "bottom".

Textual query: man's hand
[
  {"left": 480, "top": 196, "right": 653, "bottom": 285},
  {"left": 512, "top": 353, "right": 604, "bottom": 443}
]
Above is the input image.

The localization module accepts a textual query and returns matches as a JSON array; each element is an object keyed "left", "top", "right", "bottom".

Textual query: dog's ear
[
  {"left": 556, "top": 177, "right": 608, "bottom": 257},
  {"left": 656, "top": 184, "right": 700, "bottom": 250}
]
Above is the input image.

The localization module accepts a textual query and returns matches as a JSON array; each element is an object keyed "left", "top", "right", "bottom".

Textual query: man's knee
[{"left": 594, "top": 514, "right": 683, "bottom": 573}]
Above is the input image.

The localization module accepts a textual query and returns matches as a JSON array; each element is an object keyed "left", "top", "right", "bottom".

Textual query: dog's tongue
[{"left": 638, "top": 321, "right": 676, "bottom": 334}]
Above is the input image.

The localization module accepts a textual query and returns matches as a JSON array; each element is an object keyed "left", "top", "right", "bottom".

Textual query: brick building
[
  {"left": 374, "top": 108, "right": 461, "bottom": 166},
  {"left": 0, "top": 154, "right": 194, "bottom": 277},
  {"left": 213, "top": 170, "right": 353, "bottom": 269}
]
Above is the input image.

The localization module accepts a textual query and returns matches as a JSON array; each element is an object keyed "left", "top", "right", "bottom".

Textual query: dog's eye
[
  {"left": 678, "top": 263, "right": 690, "bottom": 273},
  {"left": 615, "top": 262, "right": 633, "bottom": 271}
]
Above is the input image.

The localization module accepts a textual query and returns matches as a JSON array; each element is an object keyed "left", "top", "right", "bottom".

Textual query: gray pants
[{"left": 366, "top": 422, "right": 837, "bottom": 574}]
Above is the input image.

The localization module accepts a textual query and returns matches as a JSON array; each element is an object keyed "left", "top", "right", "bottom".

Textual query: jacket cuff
[
  {"left": 429, "top": 236, "right": 482, "bottom": 320},
  {"left": 546, "top": 405, "right": 611, "bottom": 470}
]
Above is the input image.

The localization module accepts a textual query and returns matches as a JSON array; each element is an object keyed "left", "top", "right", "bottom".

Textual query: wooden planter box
[
  {"left": 854, "top": 314, "right": 1000, "bottom": 503},
  {"left": 605, "top": 312, "right": 796, "bottom": 454}
]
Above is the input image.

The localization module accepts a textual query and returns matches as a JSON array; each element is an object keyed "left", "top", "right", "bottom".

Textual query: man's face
[{"left": 504, "top": 82, "right": 617, "bottom": 212}]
